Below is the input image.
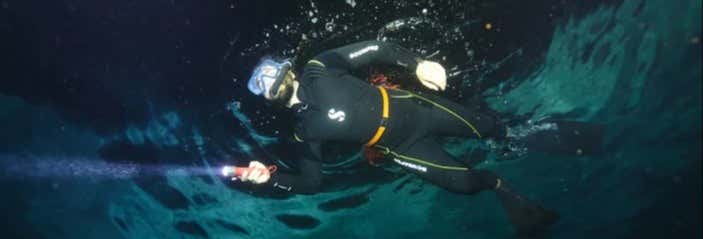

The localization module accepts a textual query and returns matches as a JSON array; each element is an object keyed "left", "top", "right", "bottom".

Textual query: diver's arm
[
  {"left": 266, "top": 142, "right": 323, "bottom": 194},
  {"left": 311, "top": 40, "right": 447, "bottom": 91},
  {"left": 313, "top": 40, "right": 422, "bottom": 72}
]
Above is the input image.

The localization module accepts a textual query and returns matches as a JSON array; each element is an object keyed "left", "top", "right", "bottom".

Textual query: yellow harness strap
[
  {"left": 307, "top": 59, "right": 325, "bottom": 67},
  {"left": 365, "top": 87, "right": 390, "bottom": 146}
]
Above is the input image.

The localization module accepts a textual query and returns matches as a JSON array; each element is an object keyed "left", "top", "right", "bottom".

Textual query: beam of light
[{"left": 0, "top": 155, "right": 218, "bottom": 180}]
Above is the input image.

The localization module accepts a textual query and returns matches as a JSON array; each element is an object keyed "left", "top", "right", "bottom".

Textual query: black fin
[
  {"left": 518, "top": 120, "right": 605, "bottom": 156},
  {"left": 459, "top": 148, "right": 489, "bottom": 167},
  {"left": 496, "top": 186, "right": 560, "bottom": 237}
]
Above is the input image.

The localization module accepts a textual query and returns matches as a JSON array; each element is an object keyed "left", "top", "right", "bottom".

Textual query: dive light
[{"left": 221, "top": 165, "right": 277, "bottom": 178}]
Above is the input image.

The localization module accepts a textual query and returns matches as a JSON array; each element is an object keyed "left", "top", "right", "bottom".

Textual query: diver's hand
[
  {"left": 416, "top": 60, "right": 447, "bottom": 91},
  {"left": 238, "top": 161, "right": 271, "bottom": 184}
]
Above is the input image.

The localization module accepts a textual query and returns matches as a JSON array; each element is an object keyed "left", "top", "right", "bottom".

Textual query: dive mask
[{"left": 247, "top": 59, "right": 292, "bottom": 98}]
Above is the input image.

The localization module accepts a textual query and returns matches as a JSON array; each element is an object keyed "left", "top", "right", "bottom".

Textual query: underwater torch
[{"left": 221, "top": 165, "right": 277, "bottom": 179}]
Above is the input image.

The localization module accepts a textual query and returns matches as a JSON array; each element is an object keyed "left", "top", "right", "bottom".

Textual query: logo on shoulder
[
  {"left": 348, "top": 45, "right": 379, "bottom": 59},
  {"left": 327, "top": 108, "right": 346, "bottom": 122}
]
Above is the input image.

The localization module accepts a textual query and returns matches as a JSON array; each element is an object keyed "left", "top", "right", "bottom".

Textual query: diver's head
[{"left": 247, "top": 58, "right": 297, "bottom": 104}]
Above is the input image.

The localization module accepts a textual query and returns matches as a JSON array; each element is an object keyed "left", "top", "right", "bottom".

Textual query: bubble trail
[{"left": 0, "top": 155, "right": 217, "bottom": 180}]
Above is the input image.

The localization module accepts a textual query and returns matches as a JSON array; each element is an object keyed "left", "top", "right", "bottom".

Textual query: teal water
[{"left": 0, "top": 0, "right": 700, "bottom": 238}]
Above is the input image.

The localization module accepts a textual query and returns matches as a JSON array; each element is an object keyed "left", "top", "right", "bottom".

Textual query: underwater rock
[
  {"left": 408, "top": 187, "right": 424, "bottom": 195},
  {"left": 198, "top": 175, "right": 215, "bottom": 185},
  {"left": 98, "top": 140, "right": 160, "bottom": 165},
  {"left": 112, "top": 217, "right": 128, "bottom": 231},
  {"left": 317, "top": 191, "right": 370, "bottom": 212},
  {"left": 275, "top": 214, "right": 321, "bottom": 230},
  {"left": 98, "top": 140, "right": 191, "bottom": 209},
  {"left": 409, "top": 181, "right": 425, "bottom": 195},
  {"left": 174, "top": 221, "right": 209, "bottom": 238},
  {"left": 393, "top": 177, "right": 413, "bottom": 193},
  {"left": 214, "top": 219, "right": 250, "bottom": 235},
  {"left": 191, "top": 193, "right": 217, "bottom": 206},
  {"left": 393, "top": 178, "right": 425, "bottom": 195},
  {"left": 594, "top": 42, "right": 611, "bottom": 66},
  {"left": 137, "top": 178, "right": 190, "bottom": 210}
]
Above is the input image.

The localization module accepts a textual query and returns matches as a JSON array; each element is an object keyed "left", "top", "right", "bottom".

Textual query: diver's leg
[
  {"left": 386, "top": 137, "right": 559, "bottom": 235},
  {"left": 383, "top": 137, "right": 498, "bottom": 193},
  {"left": 402, "top": 91, "right": 606, "bottom": 156},
  {"left": 402, "top": 90, "right": 506, "bottom": 139}
]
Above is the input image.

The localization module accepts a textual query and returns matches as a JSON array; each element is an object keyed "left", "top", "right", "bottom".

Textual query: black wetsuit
[{"left": 267, "top": 41, "right": 505, "bottom": 194}]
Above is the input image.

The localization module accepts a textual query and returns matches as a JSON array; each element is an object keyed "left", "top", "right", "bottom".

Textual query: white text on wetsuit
[{"left": 348, "top": 45, "right": 379, "bottom": 59}]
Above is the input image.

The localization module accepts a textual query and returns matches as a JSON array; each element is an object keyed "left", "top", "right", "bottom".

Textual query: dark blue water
[{"left": 0, "top": 0, "right": 700, "bottom": 238}]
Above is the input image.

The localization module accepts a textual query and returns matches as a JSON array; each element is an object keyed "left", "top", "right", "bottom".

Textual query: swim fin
[
  {"left": 510, "top": 120, "right": 605, "bottom": 156},
  {"left": 458, "top": 148, "right": 489, "bottom": 167},
  {"left": 495, "top": 183, "right": 560, "bottom": 237}
]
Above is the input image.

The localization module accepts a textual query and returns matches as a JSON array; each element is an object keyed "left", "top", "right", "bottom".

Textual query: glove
[
  {"left": 238, "top": 161, "right": 271, "bottom": 184},
  {"left": 415, "top": 60, "right": 447, "bottom": 91}
]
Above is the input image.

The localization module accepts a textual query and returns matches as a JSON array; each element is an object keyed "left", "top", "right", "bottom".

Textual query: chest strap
[{"left": 365, "top": 86, "right": 390, "bottom": 146}]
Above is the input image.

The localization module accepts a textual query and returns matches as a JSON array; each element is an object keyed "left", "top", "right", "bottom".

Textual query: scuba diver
[{"left": 233, "top": 40, "right": 601, "bottom": 236}]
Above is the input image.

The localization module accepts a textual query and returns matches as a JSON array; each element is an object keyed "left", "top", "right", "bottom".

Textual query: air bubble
[
  {"left": 325, "top": 22, "right": 335, "bottom": 32},
  {"left": 345, "top": 0, "right": 356, "bottom": 8}
]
